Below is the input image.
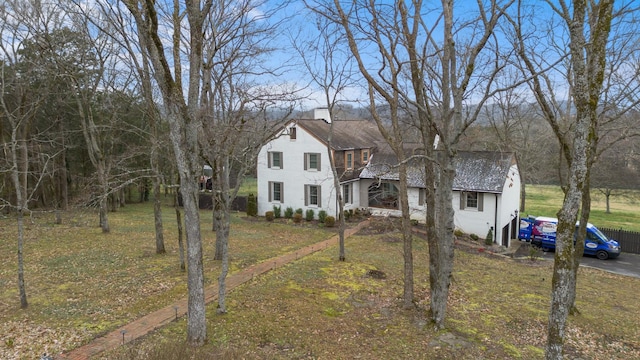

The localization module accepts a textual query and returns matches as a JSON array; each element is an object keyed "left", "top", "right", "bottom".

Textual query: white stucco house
[{"left": 256, "top": 111, "right": 522, "bottom": 247}]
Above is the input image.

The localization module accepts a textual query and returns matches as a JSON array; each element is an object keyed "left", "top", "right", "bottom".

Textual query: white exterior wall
[
  {"left": 408, "top": 188, "right": 426, "bottom": 222},
  {"left": 452, "top": 191, "right": 496, "bottom": 239},
  {"left": 496, "top": 164, "right": 522, "bottom": 242},
  {"left": 257, "top": 124, "right": 337, "bottom": 218}
]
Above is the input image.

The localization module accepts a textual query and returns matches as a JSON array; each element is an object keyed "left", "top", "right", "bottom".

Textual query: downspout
[{"left": 494, "top": 194, "right": 499, "bottom": 244}]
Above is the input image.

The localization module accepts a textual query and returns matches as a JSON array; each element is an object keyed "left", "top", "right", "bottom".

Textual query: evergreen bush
[
  {"left": 485, "top": 227, "right": 494, "bottom": 246},
  {"left": 284, "top": 207, "right": 294, "bottom": 219},
  {"left": 305, "top": 209, "right": 315, "bottom": 221},
  {"left": 325, "top": 216, "right": 336, "bottom": 227},
  {"left": 246, "top": 193, "right": 257, "bottom": 217},
  {"left": 265, "top": 211, "right": 274, "bottom": 221}
]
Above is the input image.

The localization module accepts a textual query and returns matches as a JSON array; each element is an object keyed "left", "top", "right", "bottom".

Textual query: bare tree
[
  {"left": 293, "top": 14, "right": 356, "bottom": 261},
  {"left": 120, "top": 0, "right": 210, "bottom": 345},
  {"left": 195, "top": 0, "right": 296, "bottom": 313},
  {"left": 314, "top": 0, "right": 514, "bottom": 328},
  {"left": 91, "top": 0, "right": 170, "bottom": 253},
  {"left": 0, "top": 0, "right": 66, "bottom": 309},
  {"left": 507, "top": 1, "right": 640, "bottom": 358}
]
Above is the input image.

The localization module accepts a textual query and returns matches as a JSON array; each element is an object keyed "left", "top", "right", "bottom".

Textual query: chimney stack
[{"left": 313, "top": 108, "right": 331, "bottom": 123}]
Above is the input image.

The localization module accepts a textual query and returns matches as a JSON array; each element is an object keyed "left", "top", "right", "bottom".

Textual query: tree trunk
[
  {"left": 175, "top": 191, "right": 185, "bottom": 271},
  {"left": 430, "top": 156, "right": 456, "bottom": 329},
  {"left": 398, "top": 161, "right": 414, "bottom": 309},
  {"left": 99, "top": 194, "right": 110, "bottom": 233},
  {"left": 17, "top": 208, "right": 28, "bottom": 309},
  {"left": 216, "top": 205, "right": 230, "bottom": 313},
  {"left": 154, "top": 177, "right": 166, "bottom": 254},
  {"left": 179, "top": 180, "right": 206, "bottom": 345}
]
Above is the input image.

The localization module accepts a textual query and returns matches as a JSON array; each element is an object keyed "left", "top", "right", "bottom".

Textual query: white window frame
[
  {"left": 269, "top": 181, "right": 284, "bottom": 203},
  {"left": 268, "top": 151, "right": 283, "bottom": 169},
  {"left": 343, "top": 183, "right": 352, "bottom": 204},
  {"left": 305, "top": 184, "right": 321, "bottom": 207},
  {"left": 304, "top": 153, "right": 321, "bottom": 171}
]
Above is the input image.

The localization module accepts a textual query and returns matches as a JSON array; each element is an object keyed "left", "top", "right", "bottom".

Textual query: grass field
[
  {"left": 0, "top": 185, "right": 638, "bottom": 359},
  {"left": 523, "top": 185, "right": 640, "bottom": 232}
]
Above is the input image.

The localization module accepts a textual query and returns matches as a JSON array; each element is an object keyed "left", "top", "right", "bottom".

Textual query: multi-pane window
[
  {"left": 268, "top": 151, "right": 283, "bottom": 169},
  {"left": 466, "top": 192, "right": 478, "bottom": 208},
  {"left": 343, "top": 184, "right": 351, "bottom": 204},
  {"left": 304, "top": 153, "right": 321, "bottom": 171},
  {"left": 345, "top": 151, "right": 354, "bottom": 169},
  {"left": 269, "top": 182, "right": 283, "bottom": 202},
  {"left": 460, "top": 191, "right": 483, "bottom": 211},
  {"left": 305, "top": 185, "right": 321, "bottom": 206},
  {"left": 361, "top": 149, "right": 369, "bottom": 163},
  {"left": 290, "top": 127, "right": 297, "bottom": 140}
]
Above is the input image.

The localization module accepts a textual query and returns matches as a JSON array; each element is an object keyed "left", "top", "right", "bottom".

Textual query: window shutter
[
  {"left": 460, "top": 191, "right": 466, "bottom": 209},
  {"left": 280, "top": 153, "right": 283, "bottom": 169},
  {"left": 478, "top": 193, "right": 484, "bottom": 211},
  {"left": 280, "top": 183, "right": 284, "bottom": 203},
  {"left": 304, "top": 185, "right": 309, "bottom": 206},
  {"left": 268, "top": 153, "right": 272, "bottom": 168},
  {"left": 419, "top": 189, "right": 425, "bottom": 206},
  {"left": 268, "top": 182, "right": 273, "bottom": 202},
  {"left": 317, "top": 154, "right": 321, "bottom": 170},
  {"left": 318, "top": 186, "right": 322, "bottom": 207},
  {"left": 304, "top": 153, "right": 308, "bottom": 170}
]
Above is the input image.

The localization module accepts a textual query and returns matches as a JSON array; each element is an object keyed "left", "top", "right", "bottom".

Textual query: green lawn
[{"left": 523, "top": 184, "right": 640, "bottom": 232}]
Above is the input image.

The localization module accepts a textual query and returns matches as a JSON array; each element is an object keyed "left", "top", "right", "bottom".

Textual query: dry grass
[
  {"left": 0, "top": 203, "right": 331, "bottom": 359},
  {"left": 104, "top": 221, "right": 639, "bottom": 360},
  {"left": 1, "top": 202, "right": 639, "bottom": 360}
]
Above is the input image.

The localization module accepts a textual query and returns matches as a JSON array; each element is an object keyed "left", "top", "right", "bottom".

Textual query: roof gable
[{"left": 294, "top": 119, "right": 383, "bottom": 150}]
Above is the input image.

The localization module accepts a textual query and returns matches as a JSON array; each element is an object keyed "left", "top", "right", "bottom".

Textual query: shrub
[
  {"left": 295, "top": 208, "right": 303, "bottom": 215},
  {"left": 305, "top": 209, "right": 315, "bottom": 221},
  {"left": 284, "top": 207, "right": 294, "bottom": 219},
  {"left": 410, "top": 219, "right": 419, "bottom": 226},
  {"left": 246, "top": 193, "right": 257, "bottom": 217},
  {"left": 318, "top": 210, "right": 328, "bottom": 223},
  {"left": 265, "top": 211, "right": 274, "bottom": 221},
  {"left": 528, "top": 245, "right": 540, "bottom": 261},
  {"left": 344, "top": 209, "right": 353, "bottom": 221},
  {"left": 293, "top": 213, "right": 303, "bottom": 223},
  {"left": 273, "top": 205, "right": 282, "bottom": 218},
  {"left": 470, "top": 233, "right": 479, "bottom": 241},
  {"left": 485, "top": 227, "right": 494, "bottom": 246},
  {"left": 454, "top": 229, "right": 464, "bottom": 237},
  {"left": 325, "top": 216, "right": 336, "bottom": 227}
]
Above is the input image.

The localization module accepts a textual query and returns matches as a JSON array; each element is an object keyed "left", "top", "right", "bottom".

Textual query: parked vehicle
[
  {"left": 528, "top": 216, "right": 621, "bottom": 260},
  {"left": 519, "top": 216, "right": 535, "bottom": 242}
]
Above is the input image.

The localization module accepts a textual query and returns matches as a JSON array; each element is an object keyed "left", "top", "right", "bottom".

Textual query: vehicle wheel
[{"left": 596, "top": 250, "right": 609, "bottom": 260}]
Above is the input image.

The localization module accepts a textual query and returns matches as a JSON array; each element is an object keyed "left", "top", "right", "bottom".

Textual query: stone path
[{"left": 56, "top": 220, "right": 369, "bottom": 360}]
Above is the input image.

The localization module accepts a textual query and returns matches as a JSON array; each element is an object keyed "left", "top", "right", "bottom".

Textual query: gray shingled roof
[
  {"left": 360, "top": 150, "right": 517, "bottom": 193},
  {"left": 295, "top": 119, "right": 384, "bottom": 150}
]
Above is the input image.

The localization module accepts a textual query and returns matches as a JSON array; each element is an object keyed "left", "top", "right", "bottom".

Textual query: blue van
[
  {"left": 518, "top": 216, "right": 535, "bottom": 241},
  {"left": 530, "top": 216, "right": 621, "bottom": 260}
]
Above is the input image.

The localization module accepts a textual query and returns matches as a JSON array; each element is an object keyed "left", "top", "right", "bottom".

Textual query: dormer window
[
  {"left": 345, "top": 151, "right": 354, "bottom": 170},
  {"left": 361, "top": 149, "right": 370, "bottom": 163}
]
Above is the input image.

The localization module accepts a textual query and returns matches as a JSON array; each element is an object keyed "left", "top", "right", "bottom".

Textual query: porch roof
[{"left": 360, "top": 150, "right": 517, "bottom": 193}]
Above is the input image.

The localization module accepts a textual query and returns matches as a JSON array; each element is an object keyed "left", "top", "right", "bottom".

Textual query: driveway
[{"left": 535, "top": 249, "right": 640, "bottom": 279}]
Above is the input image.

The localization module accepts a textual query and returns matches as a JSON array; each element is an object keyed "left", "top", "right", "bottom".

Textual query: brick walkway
[{"left": 57, "top": 220, "right": 369, "bottom": 360}]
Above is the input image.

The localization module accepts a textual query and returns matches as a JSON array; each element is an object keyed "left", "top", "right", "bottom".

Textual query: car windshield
[{"left": 590, "top": 226, "right": 610, "bottom": 242}]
